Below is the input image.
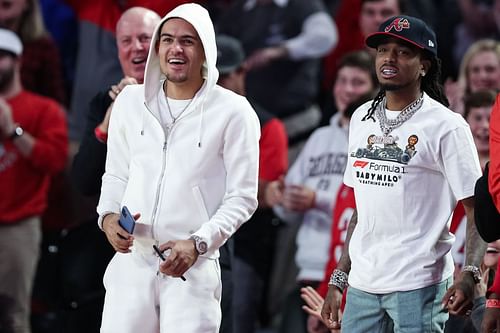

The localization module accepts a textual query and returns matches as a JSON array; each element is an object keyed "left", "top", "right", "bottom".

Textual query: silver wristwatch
[
  {"left": 462, "top": 265, "right": 481, "bottom": 284},
  {"left": 189, "top": 235, "right": 207, "bottom": 255},
  {"left": 9, "top": 125, "right": 24, "bottom": 140}
]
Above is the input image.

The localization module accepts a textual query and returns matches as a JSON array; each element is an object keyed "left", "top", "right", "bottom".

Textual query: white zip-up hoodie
[{"left": 97, "top": 4, "right": 260, "bottom": 259}]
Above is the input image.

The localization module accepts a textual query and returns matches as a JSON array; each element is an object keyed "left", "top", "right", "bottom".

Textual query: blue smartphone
[{"left": 119, "top": 206, "right": 135, "bottom": 234}]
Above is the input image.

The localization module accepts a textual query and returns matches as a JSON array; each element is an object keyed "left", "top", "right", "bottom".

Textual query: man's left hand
[
  {"left": 158, "top": 239, "right": 198, "bottom": 278},
  {"left": 442, "top": 272, "right": 475, "bottom": 315}
]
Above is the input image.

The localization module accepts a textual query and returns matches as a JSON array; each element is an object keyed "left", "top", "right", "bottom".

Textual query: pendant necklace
[
  {"left": 165, "top": 95, "right": 193, "bottom": 127},
  {"left": 160, "top": 96, "right": 194, "bottom": 133},
  {"left": 158, "top": 80, "right": 193, "bottom": 133}
]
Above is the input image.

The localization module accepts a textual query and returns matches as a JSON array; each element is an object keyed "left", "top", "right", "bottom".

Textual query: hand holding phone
[{"left": 119, "top": 206, "right": 135, "bottom": 234}]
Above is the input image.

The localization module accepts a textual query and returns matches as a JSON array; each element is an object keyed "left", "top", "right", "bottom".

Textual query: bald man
[{"left": 72, "top": 7, "right": 160, "bottom": 195}]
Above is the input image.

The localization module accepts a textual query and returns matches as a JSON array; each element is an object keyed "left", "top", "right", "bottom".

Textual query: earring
[{"left": 421, "top": 71, "right": 426, "bottom": 77}]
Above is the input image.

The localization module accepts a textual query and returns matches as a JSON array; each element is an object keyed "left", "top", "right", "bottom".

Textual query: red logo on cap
[{"left": 384, "top": 18, "right": 410, "bottom": 32}]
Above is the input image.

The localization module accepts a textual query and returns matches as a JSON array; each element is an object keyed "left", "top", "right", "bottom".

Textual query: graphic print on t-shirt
[
  {"left": 350, "top": 134, "right": 419, "bottom": 188},
  {"left": 350, "top": 134, "right": 419, "bottom": 165}
]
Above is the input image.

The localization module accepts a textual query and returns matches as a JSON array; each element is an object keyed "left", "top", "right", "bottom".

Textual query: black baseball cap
[
  {"left": 365, "top": 15, "right": 437, "bottom": 57},
  {"left": 216, "top": 35, "right": 245, "bottom": 75}
]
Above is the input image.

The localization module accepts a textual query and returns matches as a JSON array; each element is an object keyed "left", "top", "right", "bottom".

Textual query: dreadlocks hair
[
  {"left": 421, "top": 55, "right": 449, "bottom": 107},
  {"left": 361, "top": 88, "right": 385, "bottom": 122},
  {"left": 362, "top": 51, "right": 449, "bottom": 122}
]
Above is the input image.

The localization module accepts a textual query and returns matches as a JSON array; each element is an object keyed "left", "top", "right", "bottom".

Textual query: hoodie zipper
[{"left": 144, "top": 101, "right": 168, "bottom": 240}]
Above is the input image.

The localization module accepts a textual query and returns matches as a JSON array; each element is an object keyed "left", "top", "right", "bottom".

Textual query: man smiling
[{"left": 96, "top": 4, "right": 260, "bottom": 333}]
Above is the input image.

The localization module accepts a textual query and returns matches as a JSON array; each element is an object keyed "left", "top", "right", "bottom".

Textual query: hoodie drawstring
[
  {"left": 141, "top": 102, "right": 147, "bottom": 135},
  {"left": 197, "top": 102, "right": 204, "bottom": 148}
]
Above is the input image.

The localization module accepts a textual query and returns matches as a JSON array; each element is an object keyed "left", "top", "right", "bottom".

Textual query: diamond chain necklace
[{"left": 376, "top": 94, "right": 424, "bottom": 136}]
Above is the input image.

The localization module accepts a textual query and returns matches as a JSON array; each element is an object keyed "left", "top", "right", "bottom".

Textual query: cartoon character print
[
  {"left": 405, "top": 135, "right": 418, "bottom": 158},
  {"left": 351, "top": 134, "right": 419, "bottom": 165},
  {"left": 366, "top": 134, "right": 376, "bottom": 151}
]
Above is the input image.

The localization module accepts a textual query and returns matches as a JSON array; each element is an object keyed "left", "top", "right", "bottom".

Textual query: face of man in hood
[{"left": 157, "top": 18, "right": 205, "bottom": 87}]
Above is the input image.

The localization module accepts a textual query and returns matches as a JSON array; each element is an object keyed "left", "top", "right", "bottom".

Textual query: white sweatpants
[{"left": 100, "top": 252, "right": 222, "bottom": 333}]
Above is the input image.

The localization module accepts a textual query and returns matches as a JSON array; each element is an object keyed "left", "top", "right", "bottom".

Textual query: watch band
[
  {"left": 189, "top": 235, "right": 207, "bottom": 255},
  {"left": 486, "top": 299, "right": 500, "bottom": 308}
]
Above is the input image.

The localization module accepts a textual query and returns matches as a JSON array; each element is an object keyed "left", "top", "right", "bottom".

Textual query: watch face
[
  {"left": 198, "top": 241, "right": 208, "bottom": 254},
  {"left": 10, "top": 126, "right": 23, "bottom": 140}
]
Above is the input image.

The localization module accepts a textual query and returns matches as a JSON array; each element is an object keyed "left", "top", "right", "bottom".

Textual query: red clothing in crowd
[
  {"left": 259, "top": 118, "right": 288, "bottom": 181},
  {"left": 21, "top": 37, "right": 66, "bottom": 106},
  {"left": 450, "top": 203, "right": 466, "bottom": 270},
  {"left": 65, "top": 0, "right": 194, "bottom": 33},
  {"left": 317, "top": 184, "right": 356, "bottom": 301},
  {"left": 490, "top": 94, "right": 500, "bottom": 213},
  {"left": 322, "top": 0, "right": 364, "bottom": 91},
  {"left": 489, "top": 94, "right": 500, "bottom": 296},
  {"left": 0, "top": 91, "right": 68, "bottom": 223}
]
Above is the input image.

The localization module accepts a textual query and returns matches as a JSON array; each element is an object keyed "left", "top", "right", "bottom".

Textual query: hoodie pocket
[{"left": 192, "top": 185, "right": 210, "bottom": 222}]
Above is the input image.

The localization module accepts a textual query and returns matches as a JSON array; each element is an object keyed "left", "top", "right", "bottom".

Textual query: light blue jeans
[{"left": 341, "top": 277, "right": 451, "bottom": 333}]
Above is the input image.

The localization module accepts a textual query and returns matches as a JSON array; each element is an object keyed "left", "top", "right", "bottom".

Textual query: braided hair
[
  {"left": 362, "top": 51, "right": 449, "bottom": 122},
  {"left": 361, "top": 89, "right": 385, "bottom": 122},
  {"left": 422, "top": 56, "right": 449, "bottom": 107}
]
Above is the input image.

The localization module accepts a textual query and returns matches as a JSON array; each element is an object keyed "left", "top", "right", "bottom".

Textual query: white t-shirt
[{"left": 344, "top": 93, "right": 481, "bottom": 293}]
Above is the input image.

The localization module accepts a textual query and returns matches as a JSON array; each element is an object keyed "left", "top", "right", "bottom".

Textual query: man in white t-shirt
[{"left": 321, "top": 15, "right": 487, "bottom": 332}]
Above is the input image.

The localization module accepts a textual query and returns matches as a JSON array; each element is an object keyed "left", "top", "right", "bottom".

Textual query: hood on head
[{"left": 143, "top": 3, "right": 219, "bottom": 103}]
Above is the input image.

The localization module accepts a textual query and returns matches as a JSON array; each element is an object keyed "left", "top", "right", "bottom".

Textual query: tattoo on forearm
[
  {"left": 465, "top": 209, "right": 487, "bottom": 267},
  {"left": 337, "top": 209, "right": 357, "bottom": 273},
  {"left": 463, "top": 198, "right": 487, "bottom": 267}
]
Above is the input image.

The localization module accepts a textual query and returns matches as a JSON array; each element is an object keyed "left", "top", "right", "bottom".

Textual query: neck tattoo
[{"left": 376, "top": 94, "right": 424, "bottom": 137}]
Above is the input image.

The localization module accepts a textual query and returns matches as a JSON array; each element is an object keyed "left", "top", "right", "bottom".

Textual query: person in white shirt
[
  {"left": 321, "top": 15, "right": 486, "bottom": 332},
  {"left": 96, "top": 4, "right": 260, "bottom": 332}
]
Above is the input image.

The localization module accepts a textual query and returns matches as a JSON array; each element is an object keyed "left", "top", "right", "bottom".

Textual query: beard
[
  {"left": 0, "top": 65, "right": 14, "bottom": 93},
  {"left": 166, "top": 72, "right": 188, "bottom": 84}
]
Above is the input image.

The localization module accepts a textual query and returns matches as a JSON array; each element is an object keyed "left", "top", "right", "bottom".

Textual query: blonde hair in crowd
[
  {"left": 458, "top": 39, "right": 500, "bottom": 94},
  {"left": 18, "top": 0, "right": 48, "bottom": 42}
]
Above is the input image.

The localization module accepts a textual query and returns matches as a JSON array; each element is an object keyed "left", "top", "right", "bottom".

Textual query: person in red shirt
[
  {"left": 483, "top": 92, "right": 500, "bottom": 331},
  {"left": 0, "top": 29, "right": 68, "bottom": 333}
]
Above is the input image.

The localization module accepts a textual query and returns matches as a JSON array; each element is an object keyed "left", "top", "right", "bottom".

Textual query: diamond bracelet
[{"left": 328, "top": 269, "right": 349, "bottom": 292}]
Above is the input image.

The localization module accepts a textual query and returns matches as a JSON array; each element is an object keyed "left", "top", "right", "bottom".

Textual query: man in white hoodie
[{"left": 96, "top": 4, "right": 260, "bottom": 332}]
